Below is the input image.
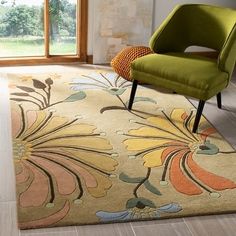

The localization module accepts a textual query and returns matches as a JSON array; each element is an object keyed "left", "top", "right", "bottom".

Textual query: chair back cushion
[{"left": 150, "top": 4, "right": 236, "bottom": 76}]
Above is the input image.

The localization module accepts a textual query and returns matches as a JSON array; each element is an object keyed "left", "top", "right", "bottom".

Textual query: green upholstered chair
[{"left": 128, "top": 4, "right": 236, "bottom": 133}]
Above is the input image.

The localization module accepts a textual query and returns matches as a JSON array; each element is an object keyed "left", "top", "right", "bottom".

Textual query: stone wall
[{"left": 93, "top": 0, "right": 153, "bottom": 64}]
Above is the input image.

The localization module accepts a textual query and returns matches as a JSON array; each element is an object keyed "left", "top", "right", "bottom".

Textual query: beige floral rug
[{"left": 7, "top": 68, "right": 236, "bottom": 229}]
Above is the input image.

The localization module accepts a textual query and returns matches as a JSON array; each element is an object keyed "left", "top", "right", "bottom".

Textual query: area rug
[{"left": 7, "top": 68, "right": 236, "bottom": 229}]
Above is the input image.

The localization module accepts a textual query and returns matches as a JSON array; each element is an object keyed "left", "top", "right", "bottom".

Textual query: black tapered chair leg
[
  {"left": 217, "top": 92, "right": 222, "bottom": 109},
  {"left": 192, "top": 100, "right": 205, "bottom": 133},
  {"left": 128, "top": 80, "right": 138, "bottom": 110}
]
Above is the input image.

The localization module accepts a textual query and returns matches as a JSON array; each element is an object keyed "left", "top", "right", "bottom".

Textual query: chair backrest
[{"left": 150, "top": 4, "right": 236, "bottom": 77}]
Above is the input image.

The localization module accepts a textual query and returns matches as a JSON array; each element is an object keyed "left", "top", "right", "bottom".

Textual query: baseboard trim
[{"left": 86, "top": 55, "right": 93, "bottom": 64}]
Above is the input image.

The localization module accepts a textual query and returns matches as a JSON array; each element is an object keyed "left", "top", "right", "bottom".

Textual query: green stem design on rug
[
  {"left": 11, "top": 77, "right": 86, "bottom": 110},
  {"left": 69, "top": 72, "right": 156, "bottom": 119},
  {"left": 96, "top": 165, "right": 181, "bottom": 222},
  {"left": 119, "top": 168, "right": 161, "bottom": 198},
  {"left": 96, "top": 166, "right": 182, "bottom": 222}
]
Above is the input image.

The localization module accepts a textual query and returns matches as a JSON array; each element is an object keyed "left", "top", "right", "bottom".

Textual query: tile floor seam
[
  {"left": 130, "top": 223, "right": 137, "bottom": 236},
  {"left": 230, "top": 81, "right": 236, "bottom": 89},
  {"left": 183, "top": 218, "right": 196, "bottom": 236},
  {"left": 75, "top": 226, "right": 80, "bottom": 235},
  {"left": 131, "top": 222, "right": 169, "bottom": 228}
]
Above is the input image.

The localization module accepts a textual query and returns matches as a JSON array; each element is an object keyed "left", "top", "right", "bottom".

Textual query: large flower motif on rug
[
  {"left": 11, "top": 103, "right": 118, "bottom": 228},
  {"left": 123, "top": 108, "right": 236, "bottom": 197}
]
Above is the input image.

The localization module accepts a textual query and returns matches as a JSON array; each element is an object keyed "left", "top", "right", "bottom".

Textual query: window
[{"left": 0, "top": 0, "right": 87, "bottom": 64}]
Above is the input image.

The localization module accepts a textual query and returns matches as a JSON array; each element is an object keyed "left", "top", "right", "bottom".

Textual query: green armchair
[{"left": 128, "top": 4, "right": 236, "bottom": 133}]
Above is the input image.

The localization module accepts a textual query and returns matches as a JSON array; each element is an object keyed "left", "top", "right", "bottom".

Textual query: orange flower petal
[
  {"left": 169, "top": 150, "right": 203, "bottom": 195},
  {"left": 181, "top": 112, "right": 188, "bottom": 120},
  {"left": 20, "top": 160, "right": 49, "bottom": 207},
  {"left": 187, "top": 153, "right": 236, "bottom": 191},
  {"left": 200, "top": 127, "right": 216, "bottom": 141},
  {"left": 161, "top": 144, "right": 188, "bottom": 163},
  {"left": 31, "top": 156, "right": 76, "bottom": 195},
  {"left": 55, "top": 157, "right": 97, "bottom": 188},
  {"left": 16, "top": 162, "right": 30, "bottom": 184}
]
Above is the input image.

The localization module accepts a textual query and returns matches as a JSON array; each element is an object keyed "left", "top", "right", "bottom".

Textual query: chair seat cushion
[{"left": 131, "top": 53, "right": 229, "bottom": 100}]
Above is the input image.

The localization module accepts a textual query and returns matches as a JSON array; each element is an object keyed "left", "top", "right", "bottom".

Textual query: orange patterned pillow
[{"left": 111, "top": 46, "right": 153, "bottom": 81}]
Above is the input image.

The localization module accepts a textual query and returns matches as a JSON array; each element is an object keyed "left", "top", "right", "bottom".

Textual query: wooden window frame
[{"left": 0, "top": 0, "right": 88, "bottom": 66}]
